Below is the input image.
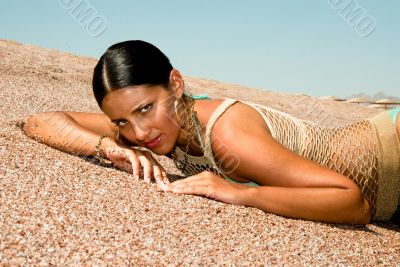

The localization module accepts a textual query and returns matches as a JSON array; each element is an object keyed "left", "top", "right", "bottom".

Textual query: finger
[
  {"left": 156, "top": 163, "right": 169, "bottom": 184},
  {"left": 152, "top": 165, "right": 164, "bottom": 185},
  {"left": 125, "top": 149, "right": 141, "bottom": 179},
  {"left": 149, "top": 159, "right": 169, "bottom": 184},
  {"left": 170, "top": 184, "right": 210, "bottom": 197},
  {"left": 169, "top": 178, "right": 208, "bottom": 188},
  {"left": 142, "top": 151, "right": 163, "bottom": 184},
  {"left": 136, "top": 151, "right": 152, "bottom": 183},
  {"left": 161, "top": 170, "right": 169, "bottom": 184},
  {"left": 165, "top": 177, "right": 211, "bottom": 194},
  {"left": 154, "top": 162, "right": 169, "bottom": 184},
  {"left": 169, "top": 173, "right": 207, "bottom": 186},
  {"left": 142, "top": 151, "right": 168, "bottom": 185}
]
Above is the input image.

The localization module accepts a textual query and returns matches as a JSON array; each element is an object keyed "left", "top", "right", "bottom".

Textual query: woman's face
[{"left": 101, "top": 85, "right": 181, "bottom": 155}]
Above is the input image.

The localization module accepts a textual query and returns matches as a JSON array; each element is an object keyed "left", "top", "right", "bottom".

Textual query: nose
[{"left": 132, "top": 122, "right": 151, "bottom": 143}]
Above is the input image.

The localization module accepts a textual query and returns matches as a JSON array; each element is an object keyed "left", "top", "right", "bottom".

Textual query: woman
[{"left": 23, "top": 40, "right": 400, "bottom": 225}]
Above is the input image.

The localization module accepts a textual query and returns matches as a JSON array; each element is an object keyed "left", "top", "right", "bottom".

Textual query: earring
[{"left": 174, "top": 97, "right": 186, "bottom": 129}]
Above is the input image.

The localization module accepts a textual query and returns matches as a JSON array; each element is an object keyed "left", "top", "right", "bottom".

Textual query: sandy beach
[{"left": 0, "top": 39, "right": 399, "bottom": 266}]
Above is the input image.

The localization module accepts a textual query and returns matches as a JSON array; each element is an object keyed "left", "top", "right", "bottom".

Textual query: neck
[{"left": 175, "top": 99, "right": 204, "bottom": 156}]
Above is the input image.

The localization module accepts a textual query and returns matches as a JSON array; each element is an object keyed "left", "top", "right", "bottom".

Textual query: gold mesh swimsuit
[{"left": 172, "top": 98, "right": 400, "bottom": 221}]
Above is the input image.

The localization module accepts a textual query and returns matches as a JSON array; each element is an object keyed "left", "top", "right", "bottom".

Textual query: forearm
[
  {"left": 241, "top": 186, "right": 371, "bottom": 224},
  {"left": 23, "top": 112, "right": 113, "bottom": 157}
]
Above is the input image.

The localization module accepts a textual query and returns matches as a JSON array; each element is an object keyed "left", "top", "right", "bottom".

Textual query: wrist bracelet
[{"left": 94, "top": 135, "right": 112, "bottom": 165}]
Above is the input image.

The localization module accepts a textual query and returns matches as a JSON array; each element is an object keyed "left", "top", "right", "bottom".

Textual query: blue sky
[{"left": 0, "top": 0, "right": 399, "bottom": 98}]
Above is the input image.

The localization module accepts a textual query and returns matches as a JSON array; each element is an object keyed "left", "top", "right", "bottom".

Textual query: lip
[{"left": 144, "top": 134, "right": 163, "bottom": 148}]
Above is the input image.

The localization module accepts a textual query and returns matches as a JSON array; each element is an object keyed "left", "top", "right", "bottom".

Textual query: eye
[
  {"left": 115, "top": 120, "right": 127, "bottom": 127},
  {"left": 140, "top": 104, "right": 152, "bottom": 113}
]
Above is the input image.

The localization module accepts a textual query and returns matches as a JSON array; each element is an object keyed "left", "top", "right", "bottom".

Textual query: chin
[{"left": 149, "top": 143, "right": 174, "bottom": 156}]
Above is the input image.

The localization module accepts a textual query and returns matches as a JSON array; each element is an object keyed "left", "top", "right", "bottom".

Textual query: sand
[{"left": 0, "top": 39, "right": 399, "bottom": 266}]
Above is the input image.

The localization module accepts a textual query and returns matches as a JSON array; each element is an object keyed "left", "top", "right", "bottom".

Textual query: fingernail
[{"left": 161, "top": 184, "right": 169, "bottom": 190}]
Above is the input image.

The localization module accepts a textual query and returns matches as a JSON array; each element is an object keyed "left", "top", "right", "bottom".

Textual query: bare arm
[
  {"left": 212, "top": 104, "right": 371, "bottom": 224},
  {"left": 23, "top": 111, "right": 169, "bottom": 184},
  {"left": 239, "top": 186, "right": 369, "bottom": 224},
  {"left": 23, "top": 111, "right": 118, "bottom": 157}
]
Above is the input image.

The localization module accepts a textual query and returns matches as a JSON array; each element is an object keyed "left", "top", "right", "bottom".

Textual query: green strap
[
  {"left": 189, "top": 93, "right": 210, "bottom": 149},
  {"left": 191, "top": 93, "right": 210, "bottom": 100},
  {"left": 226, "top": 177, "right": 260, "bottom": 187},
  {"left": 388, "top": 107, "right": 400, "bottom": 124}
]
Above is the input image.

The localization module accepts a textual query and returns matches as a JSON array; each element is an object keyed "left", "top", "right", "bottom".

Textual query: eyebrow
[{"left": 110, "top": 102, "right": 147, "bottom": 123}]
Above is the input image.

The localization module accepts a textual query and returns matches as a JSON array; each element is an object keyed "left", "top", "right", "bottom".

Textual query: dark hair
[{"left": 92, "top": 40, "right": 173, "bottom": 108}]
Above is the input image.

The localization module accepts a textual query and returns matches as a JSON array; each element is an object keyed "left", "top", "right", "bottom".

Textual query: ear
[{"left": 169, "top": 69, "right": 185, "bottom": 98}]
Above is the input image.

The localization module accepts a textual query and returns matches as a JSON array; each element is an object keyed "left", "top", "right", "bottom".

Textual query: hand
[
  {"left": 100, "top": 137, "right": 169, "bottom": 185},
  {"left": 160, "top": 171, "right": 247, "bottom": 205}
]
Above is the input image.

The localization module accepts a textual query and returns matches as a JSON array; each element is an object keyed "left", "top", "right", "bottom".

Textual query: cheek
[
  {"left": 158, "top": 103, "right": 178, "bottom": 125},
  {"left": 157, "top": 113, "right": 178, "bottom": 134},
  {"left": 156, "top": 107, "right": 180, "bottom": 138},
  {"left": 159, "top": 101, "right": 175, "bottom": 118},
  {"left": 118, "top": 129, "right": 138, "bottom": 146}
]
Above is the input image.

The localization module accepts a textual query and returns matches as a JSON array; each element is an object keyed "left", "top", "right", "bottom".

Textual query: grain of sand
[{"left": 0, "top": 39, "right": 399, "bottom": 266}]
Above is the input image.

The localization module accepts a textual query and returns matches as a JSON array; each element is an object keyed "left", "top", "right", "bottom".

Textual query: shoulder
[
  {"left": 207, "top": 100, "right": 341, "bottom": 187},
  {"left": 208, "top": 99, "right": 271, "bottom": 141},
  {"left": 206, "top": 100, "right": 273, "bottom": 182}
]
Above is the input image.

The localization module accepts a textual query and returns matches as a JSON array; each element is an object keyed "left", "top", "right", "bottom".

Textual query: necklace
[{"left": 171, "top": 95, "right": 196, "bottom": 172}]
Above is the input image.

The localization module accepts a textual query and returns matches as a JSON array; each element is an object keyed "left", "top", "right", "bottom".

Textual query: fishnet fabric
[
  {"left": 174, "top": 146, "right": 229, "bottom": 180},
  {"left": 251, "top": 104, "right": 379, "bottom": 216},
  {"left": 173, "top": 100, "right": 380, "bottom": 216}
]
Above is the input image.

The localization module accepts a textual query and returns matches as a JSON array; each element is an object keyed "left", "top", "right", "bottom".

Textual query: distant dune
[{"left": 347, "top": 92, "right": 400, "bottom": 102}]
